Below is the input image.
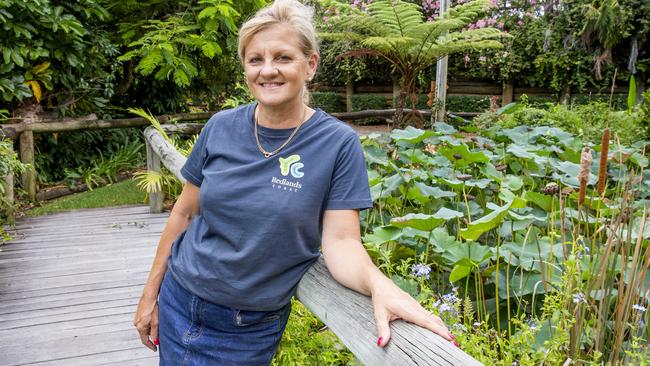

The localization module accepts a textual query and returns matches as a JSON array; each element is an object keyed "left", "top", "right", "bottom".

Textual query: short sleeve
[
  {"left": 180, "top": 120, "right": 212, "bottom": 186},
  {"left": 326, "top": 134, "right": 373, "bottom": 210}
]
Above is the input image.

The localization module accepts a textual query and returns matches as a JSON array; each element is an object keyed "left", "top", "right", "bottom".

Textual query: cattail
[
  {"left": 578, "top": 146, "right": 593, "bottom": 206},
  {"left": 597, "top": 128, "right": 610, "bottom": 196}
]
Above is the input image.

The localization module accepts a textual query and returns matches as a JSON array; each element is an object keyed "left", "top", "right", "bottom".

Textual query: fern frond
[
  {"left": 368, "top": 0, "right": 423, "bottom": 36},
  {"left": 128, "top": 107, "right": 173, "bottom": 144}
]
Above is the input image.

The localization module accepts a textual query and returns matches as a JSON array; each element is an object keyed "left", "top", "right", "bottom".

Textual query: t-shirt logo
[{"left": 279, "top": 154, "right": 304, "bottom": 178}]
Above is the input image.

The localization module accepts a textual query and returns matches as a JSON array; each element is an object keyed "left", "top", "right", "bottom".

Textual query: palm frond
[
  {"left": 128, "top": 107, "right": 173, "bottom": 144},
  {"left": 134, "top": 170, "right": 163, "bottom": 194}
]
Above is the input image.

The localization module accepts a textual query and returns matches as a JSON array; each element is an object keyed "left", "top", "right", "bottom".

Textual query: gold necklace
[{"left": 254, "top": 106, "right": 307, "bottom": 158}]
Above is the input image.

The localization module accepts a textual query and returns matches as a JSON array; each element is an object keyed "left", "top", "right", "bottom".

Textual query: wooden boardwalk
[{"left": 0, "top": 205, "right": 167, "bottom": 365}]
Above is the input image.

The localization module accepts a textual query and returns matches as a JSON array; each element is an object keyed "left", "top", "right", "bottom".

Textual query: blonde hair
[{"left": 238, "top": 0, "right": 319, "bottom": 103}]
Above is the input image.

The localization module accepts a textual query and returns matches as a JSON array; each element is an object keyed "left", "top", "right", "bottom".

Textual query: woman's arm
[
  {"left": 134, "top": 182, "right": 200, "bottom": 351},
  {"left": 321, "top": 209, "right": 453, "bottom": 348}
]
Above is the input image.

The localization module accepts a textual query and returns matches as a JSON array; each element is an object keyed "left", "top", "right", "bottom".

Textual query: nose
[{"left": 260, "top": 59, "right": 278, "bottom": 77}]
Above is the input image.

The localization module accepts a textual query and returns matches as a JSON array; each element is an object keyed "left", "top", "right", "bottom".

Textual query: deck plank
[{"left": 0, "top": 206, "right": 163, "bottom": 365}]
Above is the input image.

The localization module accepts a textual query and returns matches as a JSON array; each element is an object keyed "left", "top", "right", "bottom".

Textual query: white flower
[
  {"left": 573, "top": 293, "right": 587, "bottom": 304},
  {"left": 632, "top": 304, "right": 647, "bottom": 313}
]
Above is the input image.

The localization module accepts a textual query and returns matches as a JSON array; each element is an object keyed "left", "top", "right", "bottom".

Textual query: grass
[{"left": 26, "top": 179, "right": 145, "bottom": 217}]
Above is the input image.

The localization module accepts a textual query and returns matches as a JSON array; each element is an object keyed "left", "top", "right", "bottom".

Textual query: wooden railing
[{"left": 144, "top": 124, "right": 483, "bottom": 365}]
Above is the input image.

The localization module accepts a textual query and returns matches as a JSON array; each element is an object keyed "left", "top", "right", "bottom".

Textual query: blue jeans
[{"left": 158, "top": 271, "right": 292, "bottom": 366}]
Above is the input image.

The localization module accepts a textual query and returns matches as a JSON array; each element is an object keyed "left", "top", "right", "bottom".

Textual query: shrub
[
  {"left": 34, "top": 128, "right": 144, "bottom": 185},
  {"left": 310, "top": 92, "right": 346, "bottom": 113},
  {"left": 415, "top": 95, "right": 499, "bottom": 113},
  {"left": 571, "top": 94, "right": 627, "bottom": 111},
  {"left": 481, "top": 100, "right": 647, "bottom": 144},
  {"left": 349, "top": 94, "right": 388, "bottom": 125}
]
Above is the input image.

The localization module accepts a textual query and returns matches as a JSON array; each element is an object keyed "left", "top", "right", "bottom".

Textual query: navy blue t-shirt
[{"left": 167, "top": 103, "right": 372, "bottom": 311}]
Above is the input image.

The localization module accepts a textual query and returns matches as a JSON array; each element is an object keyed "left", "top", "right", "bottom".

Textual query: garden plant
[{"left": 2, "top": 0, "right": 650, "bottom": 364}]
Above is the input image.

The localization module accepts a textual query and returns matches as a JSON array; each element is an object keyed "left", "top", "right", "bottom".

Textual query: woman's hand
[
  {"left": 321, "top": 209, "right": 456, "bottom": 348},
  {"left": 133, "top": 295, "right": 159, "bottom": 352},
  {"left": 370, "top": 276, "right": 454, "bottom": 348}
]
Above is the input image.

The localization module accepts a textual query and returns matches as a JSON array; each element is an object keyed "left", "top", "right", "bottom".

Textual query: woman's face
[{"left": 243, "top": 23, "right": 317, "bottom": 110}]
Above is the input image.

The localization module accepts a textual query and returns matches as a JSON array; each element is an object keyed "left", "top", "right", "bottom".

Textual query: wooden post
[
  {"left": 146, "top": 139, "right": 164, "bottom": 213},
  {"left": 434, "top": 0, "right": 450, "bottom": 123},
  {"left": 16, "top": 105, "right": 40, "bottom": 202},
  {"left": 19, "top": 129, "right": 36, "bottom": 202},
  {"left": 346, "top": 80, "right": 354, "bottom": 113},
  {"left": 502, "top": 81, "right": 514, "bottom": 106},
  {"left": 5, "top": 142, "right": 15, "bottom": 225}
]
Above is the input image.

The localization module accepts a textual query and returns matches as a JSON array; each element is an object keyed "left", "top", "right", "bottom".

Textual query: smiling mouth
[{"left": 260, "top": 82, "right": 284, "bottom": 88}]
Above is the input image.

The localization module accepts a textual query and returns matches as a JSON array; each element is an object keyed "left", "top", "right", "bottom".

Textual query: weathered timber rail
[{"left": 144, "top": 124, "right": 483, "bottom": 365}]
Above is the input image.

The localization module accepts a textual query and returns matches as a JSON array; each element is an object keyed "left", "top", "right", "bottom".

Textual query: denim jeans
[{"left": 158, "top": 270, "right": 292, "bottom": 366}]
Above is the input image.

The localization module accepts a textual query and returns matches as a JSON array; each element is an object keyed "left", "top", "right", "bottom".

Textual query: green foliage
[
  {"left": 0, "top": 0, "right": 115, "bottom": 114},
  {"left": 448, "top": 0, "right": 650, "bottom": 94},
  {"left": 350, "top": 94, "right": 388, "bottom": 124},
  {"left": 362, "top": 119, "right": 650, "bottom": 363},
  {"left": 478, "top": 99, "right": 647, "bottom": 144},
  {"left": 319, "top": 0, "right": 504, "bottom": 124},
  {"left": 116, "top": 0, "right": 263, "bottom": 88},
  {"left": 416, "top": 94, "right": 498, "bottom": 113},
  {"left": 0, "top": 138, "right": 28, "bottom": 220},
  {"left": 271, "top": 299, "right": 354, "bottom": 365},
  {"left": 310, "top": 91, "right": 346, "bottom": 113},
  {"left": 61, "top": 137, "right": 144, "bottom": 190},
  {"left": 34, "top": 128, "right": 144, "bottom": 184}
]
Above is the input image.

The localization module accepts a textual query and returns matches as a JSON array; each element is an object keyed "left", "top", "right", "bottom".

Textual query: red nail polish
[
  {"left": 453, "top": 340, "right": 459, "bottom": 347},
  {"left": 153, "top": 338, "right": 159, "bottom": 346},
  {"left": 377, "top": 337, "right": 383, "bottom": 347},
  {"left": 448, "top": 333, "right": 456, "bottom": 340}
]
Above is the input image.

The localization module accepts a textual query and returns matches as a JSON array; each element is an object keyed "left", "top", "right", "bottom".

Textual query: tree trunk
[{"left": 635, "top": 71, "right": 646, "bottom": 106}]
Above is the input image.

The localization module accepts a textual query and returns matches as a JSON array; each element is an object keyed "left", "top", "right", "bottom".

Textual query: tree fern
[{"left": 319, "top": 0, "right": 506, "bottom": 125}]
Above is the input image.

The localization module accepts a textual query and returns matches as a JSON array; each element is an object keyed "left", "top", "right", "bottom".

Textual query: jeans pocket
[{"left": 234, "top": 308, "right": 282, "bottom": 327}]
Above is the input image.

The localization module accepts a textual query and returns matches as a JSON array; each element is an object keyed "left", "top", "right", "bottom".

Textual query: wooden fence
[
  {"left": 143, "top": 123, "right": 483, "bottom": 365},
  {"left": 317, "top": 79, "right": 631, "bottom": 111}
]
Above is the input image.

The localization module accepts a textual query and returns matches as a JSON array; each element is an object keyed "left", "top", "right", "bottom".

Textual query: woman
[{"left": 133, "top": 0, "right": 454, "bottom": 364}]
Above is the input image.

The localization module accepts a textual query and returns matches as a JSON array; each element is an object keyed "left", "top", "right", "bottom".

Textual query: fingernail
[
  {"left": 448, "top": 333, "right": 456, "bottom": 340},
  {"left": 376, "top": 337, "right": 383, "bottom": 347},
  {"left": 453, "top": 340, "right": 459, "bottom": 348},
  {"left": 153, "top": 338, "right": 159, "bottom": 346}
]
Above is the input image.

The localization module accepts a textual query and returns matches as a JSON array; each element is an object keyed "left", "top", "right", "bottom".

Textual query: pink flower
[
  {"left": 464, "top": 54, "right": 471, "bottom": 63},
  {"left": 479, "top": 56, "right": 487, "bottom": 62},
  {"left": 476, "top": 19, "right": 486, "bottom": 28},
  {"left": 497, "top": 22, "right": 504, "bottom": 29}
]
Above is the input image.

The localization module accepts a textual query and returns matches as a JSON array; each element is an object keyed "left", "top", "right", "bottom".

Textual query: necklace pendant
[{"left": 263, "top": 152, "right": 273, "bottom": 158}]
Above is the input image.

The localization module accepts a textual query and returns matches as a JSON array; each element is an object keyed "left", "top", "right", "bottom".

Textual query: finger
[
  {"left": 150, "top": 305, "right": 159, "bottom": 352},
  {"left": 137, "top": 326, "right": 156, "bottom": 351},
  {"left": 402, "top": 309, "right": 452, "bottom": 341},
  {"left": 374, "top": 307, "right": 393, "bottom": 348}
]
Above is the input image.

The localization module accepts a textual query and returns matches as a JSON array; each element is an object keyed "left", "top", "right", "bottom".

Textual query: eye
[
  {"left": 247, "top": 57, "right": 262, "bottom": 64},
  {"left": 275, "top": 55, "right": 292, "bottom": 62}
]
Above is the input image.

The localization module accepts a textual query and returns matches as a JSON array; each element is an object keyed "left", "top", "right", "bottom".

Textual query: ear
[{"left": 307, "top": 53, "right": 319, "bottom": 78}]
